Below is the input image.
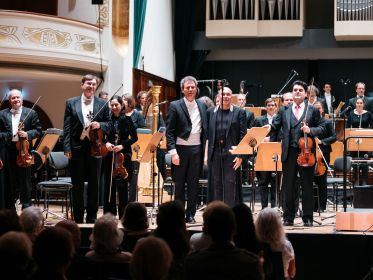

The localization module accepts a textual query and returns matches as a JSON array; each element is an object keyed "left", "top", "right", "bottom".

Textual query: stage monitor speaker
[
  {"left": 92, "top": 0, "right": 103, "bottom": 4},
  {"left": 353, "top": 185, "right": 373, "bottom": 208}
]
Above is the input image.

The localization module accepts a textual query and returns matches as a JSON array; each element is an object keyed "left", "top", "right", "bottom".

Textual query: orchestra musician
[
  {"left": 313, "top": 101, "right": 336, "bottom": 212},
  {"left": 63, "top": 74, "right": 110, "bottom": 223},
  {"left": 1, "top": 89, "right": 42, "bottom": 210},
  {"left": 320, "top": 83, "right": 336, "bottom": 115},
  {"left": 166, "top": 76, "right": 207, "bottom": 224},
  {"left": 205, "top": 86, "right": 247, "bottom": 207},
  {"left": 135, "top": 90, "right": 148, "bottom": 113},
  {"left": 268, "top": 80, "right": 325, "bottom": 227},
  {"left": 0, "top": 107, "right": 12, "bottom": 209},
  {"left": 346, "top": 97, "right": 373, "bottom": 186},
  {"left": 307, "top": 85, "right": 327, "bottom": 110},
  {"left": 104, "top": 95, "right": 138, "bottom": 219},
  {"left": 253, "top": 98, "right": 278, "bottom": 209},
  {"left": 347, "top": 82, "right": 373, "bottom": 112}
]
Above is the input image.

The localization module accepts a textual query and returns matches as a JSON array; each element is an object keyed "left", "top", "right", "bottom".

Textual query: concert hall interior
[{"left": 1, "top": 1, "right": 373, "bottom": 280}]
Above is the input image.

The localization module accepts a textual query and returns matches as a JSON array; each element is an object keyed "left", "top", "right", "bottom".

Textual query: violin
[
  {"left": 16, "top": 123, "right": 33, "bottom": 168},
  {"left": 112, "top": 134, "right": 128, "bottom": 179},
  {"left": 113, "top": 151, "right": 128, "bottom": 179},
  {"left": 87, "top": 111, "right": 108, "bottom": 158},
  {"left": 314, "top": 138, "right": 326, "bottom": 176},
  {"left": 297, "top": 104, "right": 316, "bottom": 167}
]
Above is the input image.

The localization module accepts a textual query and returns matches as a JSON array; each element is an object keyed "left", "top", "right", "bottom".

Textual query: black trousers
[
  {"left": 173, "top": 145, "right": 202, "bottom": 218},
  {"left": 7, "top": 144, "right": 32, "bottom": 208},
  {"left": 282, "top": 147, "right": 315, "bottom": 222},
  {"left": 208, "top": 150, "right": 241, "bottom": 207},
  {"left": 314, "top": 152, "right": 330, "bottom": 210},
  {"left": 257, "top": 171, "right": 276, "bottom": 208},
  {"left": 70, "top": 143, "right": 102, "bottom": 223}
]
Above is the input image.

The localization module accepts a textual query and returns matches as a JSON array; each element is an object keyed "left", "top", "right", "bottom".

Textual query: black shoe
[
  {"left": 283, "top": 220, "right": 294, "bottom": 226},
  {"left": 303, "top": 220, "right": 313, "bottom": 227},
  {"left": 185, "top": 217, "right": 196, "bottom": 224}
]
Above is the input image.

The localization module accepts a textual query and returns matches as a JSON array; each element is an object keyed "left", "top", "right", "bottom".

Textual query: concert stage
[{"left": 37, "top": 202, "right": 373, "bottom": 280}]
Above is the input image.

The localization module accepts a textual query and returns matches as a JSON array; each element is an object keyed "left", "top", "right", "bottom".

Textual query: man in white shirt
[{"left": 166, "top": 76, "right": 207, "bottom": 224}]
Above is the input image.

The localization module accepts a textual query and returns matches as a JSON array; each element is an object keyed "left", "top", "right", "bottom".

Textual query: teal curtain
[{"left": 133, "top": 0, "right": 147, "bottom": 68}]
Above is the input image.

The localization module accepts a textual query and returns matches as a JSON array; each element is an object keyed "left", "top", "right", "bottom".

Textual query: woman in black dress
[
  {"left": 104, "top": 95, "right": 138, "bottom": 219},
  {"left": 346, "top": 97, "right": 373, "bottom": 185}
]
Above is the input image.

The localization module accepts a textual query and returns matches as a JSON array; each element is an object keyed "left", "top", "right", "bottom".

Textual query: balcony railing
[{"left": 0, "top": 10, "right": 107, "bottom": 71}]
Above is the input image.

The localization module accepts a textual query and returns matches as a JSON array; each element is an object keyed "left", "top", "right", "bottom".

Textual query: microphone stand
[
  {"left": 275, "top": 70, "right": 299, "bottom": 96},
  {"left": 340, "top": 78, "right": 350, "bottom": 212},
  {"left": 218, "top": 79, "right": 227, "bottom": 202}
]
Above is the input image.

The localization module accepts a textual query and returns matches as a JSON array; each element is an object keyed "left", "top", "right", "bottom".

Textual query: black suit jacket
[
  {"left": 246, "top": 110, "right": 254, "bottom": 128},
  {"left": 63, "top": 96, "right": 110, "bottom": 152},
  {"left": 252, "top": 115, "right": 278, "bottom": 142},
  {"left": 348, "top": 96, "right": 373, "bottom": 112},
  {"left": 206, "top": 106, "right": 247, "bottom": 163},
  {"left": 271, "top": 104, "right": 324, "bottom": 162},
  {"left": 1, "top": 107, "right": 42, "bottom": 149},
  {"left": 320, "top": 94, "right": 336, "bottom": 115},
  {"left": 166, "top": 98, "right": 207, "bottom": 152},
  {"left": 318, "top": 118, "right": 336, "bottom": 153}
]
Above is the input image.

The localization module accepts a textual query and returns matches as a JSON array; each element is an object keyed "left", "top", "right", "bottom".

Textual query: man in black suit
[
  {"left": 63, "top": 74, "right": 110, "bottom": 223},
  {"left": 313, "top": 101, "right": 336, "bottom": 212},
  {"left": 269, "top": 80, "right": 324, "bottom": 227},
  {"left": 166, "top": 76, "right": 207, "bottom": 224},
  {"left": 347, "top": 82, "right": 373, "bottom": 112},
  {"left": 320, "top": 83, "right": 336, "bottom": 115},
  {"left": 0, "top": 89, "right": 42, "bottom": 209},
  {"left": 206, "top": 87, "right": 247, "bottom": 207},
  {"left": 253, "top": 98, "right": 278, "bottom": 209}
]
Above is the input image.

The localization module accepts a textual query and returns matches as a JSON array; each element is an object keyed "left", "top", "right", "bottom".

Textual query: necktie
[
  {"left": 294, "top": 105, "right": 301, "bottom": 120},
  {"left": 10, "top": 108, "right": 20, "bottom": 115}
]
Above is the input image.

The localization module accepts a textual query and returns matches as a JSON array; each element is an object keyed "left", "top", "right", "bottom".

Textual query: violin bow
[
  {"left": 89, "top": 83, "right": 123, "bottom": 123},
  {"left": 15, "top": 96, "right": 42, "bottom": 136}
]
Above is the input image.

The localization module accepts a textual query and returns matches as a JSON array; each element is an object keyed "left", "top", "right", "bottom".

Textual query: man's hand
[
  {"left": 64, "top": 151, "right": 72, "bottom": 159},
  {"left": 90, "top": 121, "right": 100, "bottom": 129},
  {"left": 17, "top": 130, "right": 28, "bottom": 139},
  {"left": 233, "top": 157, "right": 242, "bottom": 170},
  {"left": 171, "top": 153, "right": 180, "bottom": 166},
  {"left": 301, "top": 124, "right": 310, "bottom": 134}
]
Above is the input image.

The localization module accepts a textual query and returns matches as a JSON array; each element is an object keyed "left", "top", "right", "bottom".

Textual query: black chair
[
  {"left": 326, "top": 156, "right": 353, "bottom": 211},
  {"left": 37, "top": 151, "right": 73, "bottom": 220}
]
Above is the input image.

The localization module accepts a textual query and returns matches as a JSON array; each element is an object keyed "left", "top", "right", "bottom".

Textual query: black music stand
[{"left": 140, "top": 127, "right": 166, "bottom": 224}]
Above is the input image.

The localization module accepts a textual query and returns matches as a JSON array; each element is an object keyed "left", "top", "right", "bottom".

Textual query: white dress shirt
[
  {"left": 11, "top": 106, "right": 22, "bottom": 142},
  {"left": 81, "top": 94, "right": 94, "bottom": 127}
]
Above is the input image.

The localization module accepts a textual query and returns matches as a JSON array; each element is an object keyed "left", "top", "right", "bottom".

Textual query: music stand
[
  {"left": 32, "top": 128, "right": 63, "bottom": 172},
  {"left": 254, "top": 142, "right": 282, "bottom": 207},
  {"left": 230, "top": 127, "right": 270, "bottom": 155},
  {"left": 139, "top": 127, "right": 166, "bottom": 224}
]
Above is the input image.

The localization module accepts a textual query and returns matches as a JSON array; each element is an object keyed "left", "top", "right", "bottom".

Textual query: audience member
[
  {"left": 86, "top": 213, "right": 131, "bottom": 263},
  {"left": 185, "top": 201, "right": 263, "bottom": 280},
  {"left": 154, "top": 200, "right": 190, "bottom": 279},
  {"left": 0, "top": 231, "right": 33, "bottom": 280},
  {"left": 31, "top": 227, "right": 74, "bottom": 280},
  {"left": 255, "top": 208, "right": 296, "bottom": 279},
  {"left": 130, "top": 236, "right": 173, "bottom": 280},
  {"left": 55, "top": 220, "right": 93, "bottom": 280},
  {"left": 120, "top": 202, "right": 150, "bottom": 252},
  {"left": 19, "top": 206, "right": 44, "bottom": 243},
  {"left": 0, "top": 208, "right": 21, "bottom": 236}
]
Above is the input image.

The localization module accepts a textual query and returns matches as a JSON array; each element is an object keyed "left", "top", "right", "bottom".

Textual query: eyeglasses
[{"left": 266, "top": 104, "right": 276, "bottom": 107}]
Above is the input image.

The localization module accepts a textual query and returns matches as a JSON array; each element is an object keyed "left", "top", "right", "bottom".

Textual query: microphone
[
  {"left": 339, "top": 106, "right": 352, "bottom": 116},
  {"left": 292, "top": 69, "right": 299, "bottom": 76},
  {"left": 340, "top": 78, "right": 350, "bottom": 85}
]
